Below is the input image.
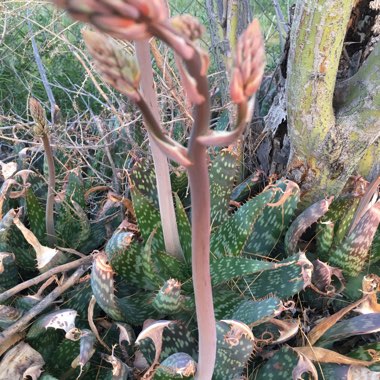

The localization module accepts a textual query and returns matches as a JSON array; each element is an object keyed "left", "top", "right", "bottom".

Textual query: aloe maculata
[
  {"left": 50, "top": 2, "right": 265, "bottom": 377},
  {"left": 1, "top": 1, "right": 379, "bottom": 379}
]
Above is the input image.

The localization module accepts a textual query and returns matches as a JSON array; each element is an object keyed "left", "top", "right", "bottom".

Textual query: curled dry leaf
[
  {"left": 294, "top": 347, "right": 378, "bottom": 367},
  {"left": 285, "top": 196, "right": 334, "bottom": 254},
  {"left": 135, "top": 320, "right": 172, "bottom": 379},
  {"left": 354, "top": 274, "right": 380, "bottom": 314},
  {"left": 0, "top": 252, "right": 15, "bottom": 274},
  {"left": 0, "top": 161, "right": 17, "bottom": 180},
  {"left": 13, "top": 217, "right": 65, "bottom": 272},
  {"left": 311, "top": 260, "right": 345, "bottom": 294},
  {"left": 0, "top": 342, "right": 44, "bottom": 380},
  {"left": 292, "top": 351, "right": 318, "bottom": 380},
  {"left": 268, "top": 318, "right": 299, "bottom": 344}
]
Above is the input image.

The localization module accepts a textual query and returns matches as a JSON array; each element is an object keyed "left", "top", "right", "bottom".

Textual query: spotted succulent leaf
[
  {"left": 212, "top": 288, "right": 246, "bottom": 320},
  {"left": 44, "top": 339, "right": 80, "bottom": 378},
  {"left": 91, "top": 252, "right": 125, "bottom": 321},
  {"left": 171, "top": 169, "right": 189, "bottom": 199},
  {"left": 210, "top": 257, "right": 286, "bottom": 286},
  {"left": 209, "top": 149, "right": 238, "bottom": 227},
  {"left": 153, "top": 352, "right": 196, "bottom": 379},
  {"left": 329, "top": 202, "right": 380, "bottom": 276},
  {"left": 254, "top": 346, "right": 314, "bottom": 380},
  {"left": 137, "top": 321, "right": 197, "bottom": 367},
  {"left": 348, "top": 342, "right": 380, "bottom": 372},
  {"left": 210, "top": 186, "right": 276, "bottom": 257},
  {"left": 231, "top": 170, "right": 264, "bottom": 202},
  {"left": 0, "top": 252, "right": 18, "bottom": 289},
  {"left": 152, "top": 279, "right": 185, "bottom": 314},
  {"left": 130, "top": 160, "right": 158, "bottom": 208},
  {"left": 106, "top": 229, "right": 144, "bottom": 287},
  {"left": 56, "top": 171, "right": 88, "bottom": 248},
  {"left": 239, "top": 253, "right": 313, "bottom": 299},
  {"left": 25, "top": 188, "right": 46, "bottom": 245},
  {"left": 316, "top": 221, "right": 335, "bottom": 261},
  {"left": 131, "top": 187, "right": 164, "bottom": 253},
  {"left": 174, "top": 193, "right": 192, "bottom": 263},
  {"left": 213, "top": 320, "right": 255, "bottom": 380},
  {"left": 244, "top": 180, "right": 300, "bottom": 256},
  {"left": 155, "top": 251, "right": 191, "bottom": 282},
  {"left": 230, "top": 296, "right": 284, "bottom": 326},
  {"left": 0, "top": 209, "right": 18, "bottom": 251}
]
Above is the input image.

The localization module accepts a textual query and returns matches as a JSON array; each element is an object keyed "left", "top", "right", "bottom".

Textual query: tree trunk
[
  {"left": 250, "top": 0, "right": 380, "bottom": 206},
  {"left": 286, "top": 0, "right": 380, "bottom": 205}
]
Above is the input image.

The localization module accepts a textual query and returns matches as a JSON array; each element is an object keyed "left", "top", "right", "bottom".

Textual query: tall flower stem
[{"left": 135, "top": 41, "right": 183, "bottom": 261}]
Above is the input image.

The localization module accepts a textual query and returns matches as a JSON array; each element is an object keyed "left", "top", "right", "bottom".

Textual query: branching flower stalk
[
  {"left": 51, "top": 1, "right": 265, "bottom": 377},
  {"left": 29, "top": 97, "right": 57, "bottom": 247}
]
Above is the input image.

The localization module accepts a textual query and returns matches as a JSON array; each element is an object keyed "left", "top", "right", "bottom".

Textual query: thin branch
[
  {"left": 0, "top": 255, "right": 92, "bottom": 304},
  {"left": 0, "top": 266, "right": 88, "bottom": 345}
]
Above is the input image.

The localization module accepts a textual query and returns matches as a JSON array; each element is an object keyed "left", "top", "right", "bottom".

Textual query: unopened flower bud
[
  {"left": 29, "top": 97, "right": 48, "bottom": 136},
  {"left": 83, "top": 30, "right": 141, "bottom": 100},
  {"left": 170, "top": 14, "right": 205, "bottom": 41},
  {"left": 230, "top": 19, "right": 265, "bottom": 104}
]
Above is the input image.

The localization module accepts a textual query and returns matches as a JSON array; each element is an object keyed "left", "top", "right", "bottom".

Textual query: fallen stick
[
  {"left": 0, "top": 255, "right": 92, "bottom": 304},
  {"left": 0, "top": 265, "right": 88, "bottom": 345}
]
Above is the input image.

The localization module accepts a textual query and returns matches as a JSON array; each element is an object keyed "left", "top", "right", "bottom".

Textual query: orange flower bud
[{"left": 230, "top": 19, "right": 265, "bottom": 104}]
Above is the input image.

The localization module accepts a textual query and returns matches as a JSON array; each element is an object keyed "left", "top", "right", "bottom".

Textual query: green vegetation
[{"left": 0, "top": 1, "right": 379, "bottom": 379}]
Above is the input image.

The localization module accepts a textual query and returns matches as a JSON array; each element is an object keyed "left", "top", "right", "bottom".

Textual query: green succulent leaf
[
  {"left": 0, "top": 209, "right": 18, "bottom": 251},
  {"left": 209, "top": 149, "right": 238, "bottom": 227},
  {"left": 329, "top": 202, "right": 380, "bottom": 276},
  {"left": 153, "top": 353, "right": 196, "bottom": 379},
  {"left": 210, "top": 257, "right": 284, "bottom": 286},
  {"left": 210, "top": 186, "right": 276, "bottom": 257},
  {"left": 130, "top": 160, "right": 158, "bottom": 208},
  {"left": 316, "top": 221, "right": 335, "bottom": 261},
  {"left": 25, "top": 188, "right": 46, "bottom": 245},
  {"left": 231, "top": 170, "right": 264, "bottom": 203},
  {"left": 131, "top": 187, "right": 164, "bottom": 253},
  {"left": 137, "top": 321, "right": 197, "bottom": 367},
  {"left": 56, "top": 171, "right": 89, "bottom": 249},
  {"left": 152, "top": 279, "right": 185, "bottom": 314},
  {"left": 0, "top": 252, "right": 18, "bottom": 289},
  {"left": 254, "top": 346, "right": 309, "bottom": 380},
  {"left": 348, "top": 342, "right": 380, "bottom": 371},
  {"left": 244, "top": 179, "right": 300, "bottom": 256},
  {"left": 239, "top": 253, "right": 313, "bottom": 299},
  {"left": 174, "top": 193, "right": 192, "bottom": 264},
  {"left": 316, "top": 364, "right": 351, "bottom": 380},
  {"left": 91, "top": 252, "right": 125, "bottom": 321},
  {"left": 230, "top": 297, "right": 284, "bottom": 326},
  {"left": 213, "top": 320, "right": 255, "bottom": 380}
]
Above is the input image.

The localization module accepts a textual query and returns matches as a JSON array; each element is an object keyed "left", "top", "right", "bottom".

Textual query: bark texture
[{"left": 286, "top": 0, "right": 380, "bottom": 204}]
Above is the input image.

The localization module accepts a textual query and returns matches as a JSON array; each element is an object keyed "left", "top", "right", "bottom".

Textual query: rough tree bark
[
  {"left": 286, "top": 0, "right": 380, "bottom": 205},
  {"left": 244, "top": 0, "right": 380, "bottom": 207}
]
